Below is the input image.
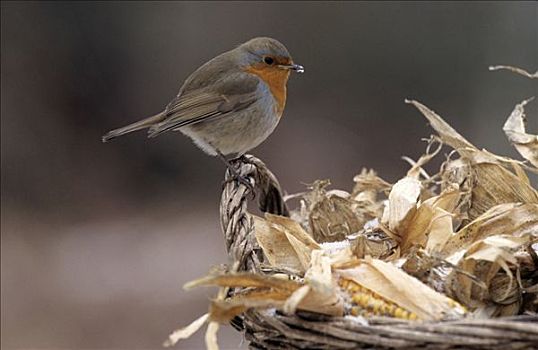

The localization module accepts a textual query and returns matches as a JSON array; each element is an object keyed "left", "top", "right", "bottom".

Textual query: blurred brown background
[{"left": 1, "top": 1, "right": 536, "bottom": 349}]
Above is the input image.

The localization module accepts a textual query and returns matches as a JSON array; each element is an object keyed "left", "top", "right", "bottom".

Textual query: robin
[{"left": 102, "top": 37, "right": 303, "bottom": 181}]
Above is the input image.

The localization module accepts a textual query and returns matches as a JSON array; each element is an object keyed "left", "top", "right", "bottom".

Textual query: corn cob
[{"left": 339, "top": 278, "right": 419, "bottom": 320}]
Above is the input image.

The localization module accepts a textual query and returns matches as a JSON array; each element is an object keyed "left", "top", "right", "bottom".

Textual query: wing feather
[{"left": 147, "top": 73, "right": 259, "bottom": 138}]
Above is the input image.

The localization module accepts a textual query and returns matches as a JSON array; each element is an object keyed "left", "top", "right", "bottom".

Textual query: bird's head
[{"left": 237, "top": 37, "right": 304, "bottom": 74}]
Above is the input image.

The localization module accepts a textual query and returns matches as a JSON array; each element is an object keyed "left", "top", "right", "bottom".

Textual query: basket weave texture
[{"left": 219, "top": 155, "right": 538, "bottom": 350}]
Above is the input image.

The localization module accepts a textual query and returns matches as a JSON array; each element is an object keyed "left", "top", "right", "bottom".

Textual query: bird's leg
[
  {"left": 216, "top": 150, "right": 255, "bottom": 195},
  {"left": 215, "top": 150, "right": 236, "bottom": 173}
]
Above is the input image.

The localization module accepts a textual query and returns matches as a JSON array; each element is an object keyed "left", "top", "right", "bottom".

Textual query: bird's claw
[{"left": 222, "top": 166, "right": 256, "bottom": 198}]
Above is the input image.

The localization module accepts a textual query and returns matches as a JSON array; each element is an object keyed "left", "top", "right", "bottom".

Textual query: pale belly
[{"left": 180, "top": 87, "right": 281, "bottom": 157}]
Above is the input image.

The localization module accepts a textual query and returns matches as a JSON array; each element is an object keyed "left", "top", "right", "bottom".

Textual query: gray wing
[{"left": 147, "top": 72, "right": 259, "bottom": 138}]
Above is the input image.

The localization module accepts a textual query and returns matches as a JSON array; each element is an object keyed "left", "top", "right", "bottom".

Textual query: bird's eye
[{"left": 263, "top": 56, "right": 274, "bottom": 65}]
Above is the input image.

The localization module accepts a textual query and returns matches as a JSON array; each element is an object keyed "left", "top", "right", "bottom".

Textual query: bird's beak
[{"left": 279, "top": 63, "right": 305, "bottom": 73}]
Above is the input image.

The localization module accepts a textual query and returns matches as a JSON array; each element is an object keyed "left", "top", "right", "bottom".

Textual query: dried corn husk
[
  {"left": 441, "top": 203, "right": 538, "bottom": 257},
  {"left": 294, "top": 181, "right": 367, "bottom": 242},
  {"left": 382, "top": 176, "right": 421, "bottom": 239},
  {"left": 184, "top": 249, "right": 344, "bottom": 320},
  {"left": 350, "top": 227, "right": 398, "bottom": 260},
  {"left": 444, "top": 234, "right": 532, "bottom": 316},
  {"left": 408, "top": 99, "right": 538, "bottom": 221},
  {"left": 489, "top": 65, "right": 538, "bottom": 79},
  {"left": 466, "top": 161, "right": 538, "bottom": 221},
  {"left": 351, "top": 168, "right": 390, "bottom": 217},
  {"left": 503, "top": 98, "right": 538, "bottom": 168},
  {"left": 164, "top": 313, "right": 209, "bottom": 347},
  {"left": 254, "top": 213, "right": 320, "bottom": 272},
  {"left": 309, "top": 192, "right": 364, "bottom": 242},
  {"left": 338, "top": 258, "right": 466, "bottom": 321},
  {"left": 288, "top": 250, "right": 344, "bottom": 315}
]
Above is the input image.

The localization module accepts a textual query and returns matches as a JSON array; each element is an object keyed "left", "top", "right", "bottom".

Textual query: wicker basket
[{"left": 217, "top": 155, "right": 538, "bottom": 350}]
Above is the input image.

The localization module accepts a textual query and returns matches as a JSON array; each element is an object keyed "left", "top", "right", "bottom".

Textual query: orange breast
[{"left": 245, "top": 64, "right": 290, "bottom": 116}]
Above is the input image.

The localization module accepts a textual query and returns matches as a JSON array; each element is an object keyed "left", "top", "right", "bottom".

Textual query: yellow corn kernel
[
  {"left": 339, "top": 278, "right": 419, "bottom": 320},
  {"left": 448, "top": 298, "right": 467, "bottom": 313}
]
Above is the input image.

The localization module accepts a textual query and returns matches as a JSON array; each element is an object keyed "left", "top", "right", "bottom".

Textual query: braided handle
[{"left": 219, "top": 155, "right": 288, "bottom": 272}]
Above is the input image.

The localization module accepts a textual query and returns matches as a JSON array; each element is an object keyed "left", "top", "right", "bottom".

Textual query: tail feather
[{"left": 102, "top": 112, "right": 166, "bottom": 142}]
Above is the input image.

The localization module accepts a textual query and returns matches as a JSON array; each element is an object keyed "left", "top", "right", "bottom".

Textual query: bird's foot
[
  {"left": 222, "top": 168, "right": 256, "bottom": 196},
  {"left": 217, "top": 152, "right": 256, "bottom": 197}
]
